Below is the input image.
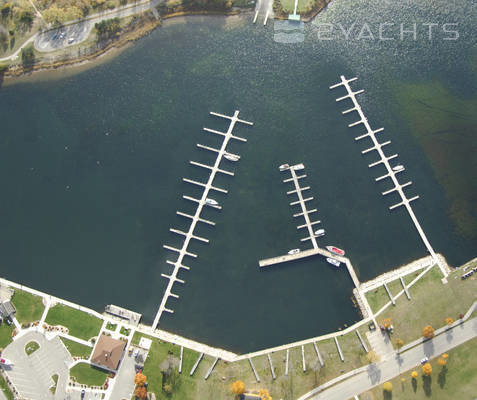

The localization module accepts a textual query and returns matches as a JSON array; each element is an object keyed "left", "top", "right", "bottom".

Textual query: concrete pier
[
  {"left": 301, "top": 345, "right": 306, "bottom": 372},
  {"left": 330, "top": 75, "right": 448, "bottom": 278},
  {"left": 249, "top": 358, "right": 261, "bottom": 382},
  {"left": 313, "top": 342, "right": 324, "bottom": 367},
  {"left": 267, "top": 353, "right": 276, "bottom": 379},
  {"left": 334, "top": 337, "right": 344, "bottom": 362},
  {"left": 179, "top": 346, "right": 184, "bottom": 373},
  {"left": 190, "top": 352, "right": 204, "bottom": 376},
  {"left": 153, "top": 111, "right": 253, "bottom": 329},
  {"left": 285, "top": 349, "right": 290, "bottom": 375},
  {"left": 204, "top": 357, "right": 219, "bottom": 380}
]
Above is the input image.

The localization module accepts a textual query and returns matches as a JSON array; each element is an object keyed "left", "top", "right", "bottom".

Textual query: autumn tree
[
  {"left": 442, "top": 353, "right": 449, "bottom": 359},
  {"left": 422, "top": 362, "right": 432, "bottom": 376},
  {"left": 445, "top": 317, "right": 454, "bottom": 325},
  {"left": 231, "top": 380, "right": 245, "bottom": 395},
  {"left": 259, "top": 389, "right": 272, "bottom": 400},
  {"left": 134, "top": 386, "right": 147, "bottom": 399},
  {"left": 422, "top": 325, "right": 435, "bottom": 339},
  {"left": 382, "top": 382, "right": 393, "bottom": 392},
  {"left": 134, "top": 372, "right": 147, "bottom": 386},
  {"left": 382, "top": 318, "right": 391, "bottom": 329},
  {"left": 395, "top": 338, "right": 404, "bottom": 350},
  {"left": 366, "top": 350, "right": 380, "bottom": 364},
  {"left": 438, "top": 358, "right": 447, "bottom": 366}
]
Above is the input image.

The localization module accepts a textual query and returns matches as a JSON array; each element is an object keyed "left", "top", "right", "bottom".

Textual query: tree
[
  {"left": 422, "top": 325, "right": 435, "bottom": 339},
  {"left": 163, "top": 383, "right": 173, "bottom": 394},
  {"left": 382, "top": 318, "right": 391, "bottom": 329},
  {"left": 395, "top": 338, "right": 404, "bottom": 350},
  {"left": 231, "top": 380, "right": 245, "bottom": 395},
  {"left": 134, "top": 386, "right": 147, "bottom": 399},
  {"left": 21, "top": 44, "right": 34, "bottom": 67},
  {"left": 445, "top": 317, "right": 454, "bottom": 325},
  {"left": 366, "top": 350, "right": 380, "bottom": 364},
  {"left": 382, "top": 381, "right": 393, "bottom": 392},
  {"left": 259, "top": 389, "right": 272, "bottom": 400},
  {"left": 411, "top": 371, "right": 418, "bottom": 379},
  {"left": 442, "top": 353, "right": 449, "bottom": 359},
  {"left": 422, "top": 362, "right": 432, "bottom": 376},
  {"left": 134, "top": 372, "right": 147, "bottom": 386},
  {"left": 438, "top": 358, "right": 447, "bottom": 366}
]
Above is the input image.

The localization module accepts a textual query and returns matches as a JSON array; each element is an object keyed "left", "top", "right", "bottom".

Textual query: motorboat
[
  {"left": 0, "top": 358, "right": 12, "bottom": 366},
  {"left": 224, "top": 153, "right": 240, "bottom": 162},
  {"left": 279, "top": 163, "right": 290, "bottom": 171},
  {"left": 326, "top": 246, "right": 345, "bottom": 256},
  {"left": 393, "top": 165, "right": 404, "bottom": 172},
  {"left": 205, "top": 198, "right": 219, "bottom": 206},
  {"left": 326, "top": 258, "right": 341, "bottom": 267},
  {"left": 293, "top": 163, "right": 305, "bottom": 171},
  {"left": 314, "top": 228, "right": 325, "bottom": 237},
  {"left": 288, "top": 248, "right": 300, "bottom": 255}
]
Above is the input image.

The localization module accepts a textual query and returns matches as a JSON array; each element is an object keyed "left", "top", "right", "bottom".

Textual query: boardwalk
[
  {"left": 152, "top": 111, "right": 253, "bottom": 329},
  {"left": 330, "top": 75, "right": 448, "bottom": 278}
]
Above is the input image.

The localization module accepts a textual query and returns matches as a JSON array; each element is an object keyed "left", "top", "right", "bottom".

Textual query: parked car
[{"left": 420, "top": 357, "right": 429, "bottom": 365}]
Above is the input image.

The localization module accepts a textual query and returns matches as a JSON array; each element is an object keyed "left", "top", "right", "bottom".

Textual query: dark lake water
[{"left": 0, "top": 0, "right": 475, "bottom": 353}]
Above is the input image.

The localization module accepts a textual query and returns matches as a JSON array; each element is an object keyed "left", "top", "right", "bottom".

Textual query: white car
[
  {"left": 68, "top": 38, "right": 75, "bottom": 44},
  {"left": 420, "top": 357, "right": 429, "bottom": 364}
]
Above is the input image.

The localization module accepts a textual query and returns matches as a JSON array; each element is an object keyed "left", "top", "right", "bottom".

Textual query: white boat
[
  {"left": 279, "top": 163, "right": 290, "bottom": 171},
  {"left": 393, "top": 165, "right": 404, "bottom": 172},
  {"left": 224, "top": 153, "right": 240, "bottom": 162},
  {"left": 314, "top": 228, "right": 325, "bottom": 237},
  {"left": 326, "top": 258, "right": 341, "bottom": 267},
  {"left": 288, "top": 248, "right": 300, "bottom": 255},
  {"left": 0, "top": 358, "right": 12, "bottom": 366},
  {"left": 205, "top": 198, "right": 219, "bottom": 206},
  {"left": 293, "top": 163, "right": 305, "bottom": 171}
]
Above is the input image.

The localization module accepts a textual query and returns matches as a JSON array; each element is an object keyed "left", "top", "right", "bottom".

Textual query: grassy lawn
[
  {"left": 136, "top": 330, "right": 368, "bottom": 400},
  {"left": 120, "top": 326, "right": 131, "bottom": 336},
  {"left": 70, "top": 363, "right": 109, "bottom": 387},
  {"left": 60, "top": 338, "right": 93, "bottom": 359},
  {"left": 366, "top": 285, "right": 392, "bottom": 314},
  {"left": 0, "top": 372, "right": 14, "bottom": 400},
  {"left": 25, "top": 341, "right": 40, "bottom": 355},
  {"left": 362, "top": 337, "right": 477, "bottom": 399},
  {"left": 377, "top": 266, "right": 477, "bottom": 345},
  {"left": 45, "top": 305, "right": 102, "bottom": 341},
  {"left": 105, "top": 322, "right": 117, "bottom": 331},
  {"left": 0, "top": 324, "right": 14, "bottom": 349},
  {"left": 278, "top": 0, "right": 313, "bottom": 13},
  {"left": 11, "top": 289, "right": 45, "bottom": 325}
]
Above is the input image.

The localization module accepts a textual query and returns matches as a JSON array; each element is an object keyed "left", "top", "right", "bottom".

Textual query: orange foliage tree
[
  {"left": 442, "top": 353, "right": 449, "bottom": 359},
  {"left": 382, "top": 382, "right": 393, "bottom": 392},
  {"left": 422, "top": 362, "right": 432, "bottom": 376},
  {"left": 259, "top": 389, "right": 272, "bottom": 400},
  {"left": 135, "top": 386, "right": 147, "bottom": 399},
  {"left": 422, "top": 325, "right": 435, "bottom": 339},
  {"left": 411, "top": 371, "right": 418, "bottom": 379},
  {"left": 382, "top": 318, "right": 391, "bottom": 329},
  {"left": 134, "top": 372, "right": 147, "bottom": 386},
  {"left": 395, "top": 338, "right": 404, "bottom": 350},
  {"left": 438, "top": 358, "right": 447, "bottom": 366},
  {"left": 445, "top": 317, "right": 454, "bottom": 325},
  {"left": 231, "top": 380, "right": 245, "bottom": 395}
]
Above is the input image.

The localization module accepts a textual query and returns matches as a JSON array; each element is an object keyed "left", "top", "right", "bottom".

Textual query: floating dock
[
  {"left": 152, "top": 111, "right": 253, "bottom": 329},
  {"left": 330, "top": 75, "right": 448, "bottom": 278}
]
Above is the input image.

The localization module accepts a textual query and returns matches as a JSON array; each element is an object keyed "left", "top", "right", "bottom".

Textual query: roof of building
[
  {"left": 91, "top": 333, "right": 127, "bottom": 371},
  {"left": 0, "top": 301, "right": 16, "bottom": 318}
]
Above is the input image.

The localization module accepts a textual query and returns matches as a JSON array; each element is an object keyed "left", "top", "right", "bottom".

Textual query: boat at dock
[
  {"left": 326, "top": 257, "right": 341, "bottom": 267},
  {"left": 288, "top": 248, "right": 300, "bottom": 255},
  {"left": 393, "top": 165, "right": 404, "bottom": 172},
  {"left": 314, "top": 228, "right": 325, "bottom": 237},
  {"left": 205, "top": 198, "right": 219, "bottom": 206},
  {"left": 326, "top": 246, "right": 345, "bottom": 256},
  {"left": 279, "top": 163, "right": 290, "bottom": 171},
  {"left": 293, "top": 163, "right": 305, "bottom": 171},
  {"left": 224, "top": 153, "right": 240, "bottom": 162}
]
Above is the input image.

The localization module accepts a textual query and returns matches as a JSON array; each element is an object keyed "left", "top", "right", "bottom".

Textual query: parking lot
[
  {"left": 35, "top": 22, "right": 94, "bottom": 53},
  {"left": 2, "top": 331, "right": 73, "bottom": 399}
]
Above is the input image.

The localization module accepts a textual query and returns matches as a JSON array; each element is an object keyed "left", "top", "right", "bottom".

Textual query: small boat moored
[
  {"left": 326, "top": 257, "right": 341, "bottom": 267},
  {"left": 392, "top": 165, "right": 404, "bottom": 172},
  {"left": 205, "top": 198, "right": 219, "bottom": 206},
  {"left": 292, "top": 163, "right": 305, "bottom": 171},
  {"left": 314, "top": 228, "right": 325, "bottom": 237},
  {"left": 326, "top": 246, "right": 345, "bottom": 256},
  {"left": 279, "top": 163, "right": 290, "bottom": 171},
  {"left": 288, "top": 248, "right": 300, "bottom": 255},
  {"left": 224, "top": 152, "right": 240, "bottom": 162}
]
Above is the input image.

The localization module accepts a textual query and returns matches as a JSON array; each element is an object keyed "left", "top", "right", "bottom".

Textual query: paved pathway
[{"left": 299, "top": 317, "right": 477, "bottom": 400}]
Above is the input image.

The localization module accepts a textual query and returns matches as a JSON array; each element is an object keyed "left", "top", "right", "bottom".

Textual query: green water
[{"left": 0, "top": 0, "right": 475, "bottom": 353}]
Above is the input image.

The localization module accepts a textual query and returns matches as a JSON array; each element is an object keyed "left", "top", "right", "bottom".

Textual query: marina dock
[
  {"left": 152, "top": 111, "right": 253, "bottom": 330},
  {"left": 330, "top": 75, "right": 448, "bottom": 278}
]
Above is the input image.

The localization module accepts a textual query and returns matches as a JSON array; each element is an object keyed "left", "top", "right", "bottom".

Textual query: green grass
[
  {"left": 277, "top": 0, "right": 313, "bottom": 13},
  {"left": 60, "top": 338, "right": 93, "bottom": 359},
  {"left": 105, "top": 322, "right": 117, "bottom": 331},
  {"left": 11, "top": 289, "right": 45, "bottom": 325},
  {"left": 120, "top": 326, "right": 130, "bottom": 336},
  {"left": 366, "top": 285, "right": 392, "bottom": 314},
  {"left": 50, "top": 374, "right": 58, "bottom": 394},
  {"left": 379, "top": 266, "right": 477, "bottom": 345},
  {"left": 0, "top": 372, "right": 14, "bottom": 400},
  {"left": 0, "top": 323, "right": 14, "bottom": 349},
  {"left": 362, "top": 337, "right": 477, "bottom": 399},
  {"left": 25, "top": 341, "right": 40, "bottom": 355},
  {"left": 70, "top": 363, "right": 109, "bottom": 387},
  {"left": 45, "top": 305, "right": 102, "bottom": 341}
]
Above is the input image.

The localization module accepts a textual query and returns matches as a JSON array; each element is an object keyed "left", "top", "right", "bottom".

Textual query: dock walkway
[
  {"left": 152, "top": 111, "right": 253, "bottom": 329},
  {"left": 330, "top": 75, "right": 448, "bottom": 278}
]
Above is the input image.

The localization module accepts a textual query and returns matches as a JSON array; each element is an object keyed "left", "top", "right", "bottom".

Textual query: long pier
[
  {"left": 152, "top": 111, "right": 253, "bottom": 329},
  {"left": 330, "top": 75, "right": 448, "bottom": 278}
]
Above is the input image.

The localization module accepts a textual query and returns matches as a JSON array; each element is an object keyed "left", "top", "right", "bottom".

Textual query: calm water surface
[{"left": 0, "top": 0, "right": 475, "bottom": 352}]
